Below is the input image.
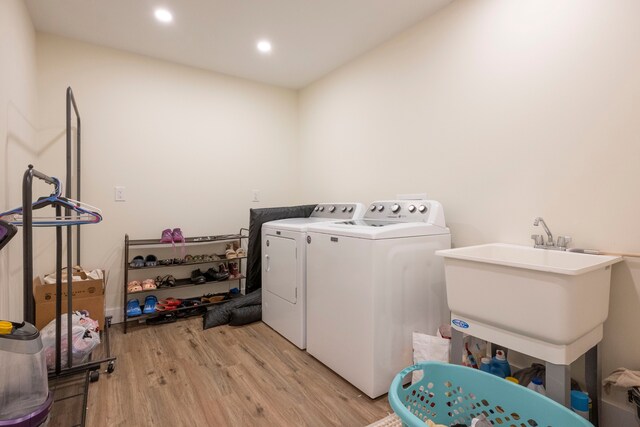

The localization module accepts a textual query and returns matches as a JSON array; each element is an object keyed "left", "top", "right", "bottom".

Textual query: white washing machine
[
  {"left": 306, "top": 200, "right": 451, "bottom": 398},
  {"left": 261, "top": 203, "right": 365, "bottom": 349}
]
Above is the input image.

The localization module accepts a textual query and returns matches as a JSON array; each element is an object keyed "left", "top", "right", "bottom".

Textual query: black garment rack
[{"left": 21, "top": 87, "right": 115, "bottom": 379}]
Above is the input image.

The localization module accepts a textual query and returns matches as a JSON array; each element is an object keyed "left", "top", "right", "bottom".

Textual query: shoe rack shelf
[
  {"left": 123, "top": 231, "right": 248, "bottom": 333},
  {"left": 128, "top": 256, "right": 246, "bottom": 271}
]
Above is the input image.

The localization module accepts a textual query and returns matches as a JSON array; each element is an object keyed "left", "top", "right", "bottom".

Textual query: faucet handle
[
  {"left": 531, "top": 234, "right": 544, "bottom": 246},
  {"left": 557, "top": 236, "right": 572, "bottom": 248}
]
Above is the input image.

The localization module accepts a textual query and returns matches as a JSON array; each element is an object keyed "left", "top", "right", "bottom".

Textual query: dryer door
[{"left": 263, "top": 235, "right": 297, "bottom": 304}]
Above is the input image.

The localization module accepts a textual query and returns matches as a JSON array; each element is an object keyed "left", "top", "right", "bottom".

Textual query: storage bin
[{"left": 389, "top": 362, "right": 592, "bottom": 427}]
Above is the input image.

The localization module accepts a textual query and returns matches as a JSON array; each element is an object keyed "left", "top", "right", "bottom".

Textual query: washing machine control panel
[
  {"left": 311, "top": 203, "right": 365, "bottom": 219},
  {"left": 365, "top": 200, "right": 441, "bottom": 223}
]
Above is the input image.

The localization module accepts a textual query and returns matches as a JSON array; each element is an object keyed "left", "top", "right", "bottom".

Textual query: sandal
[
  {"left": 236, "top": 248, "right": 247, "bottom": 258},
  {"left": 158, "top": 258, "right": 173, "bottom": 266},
  {"left": 127, "top": 299, "right": 142, "bottom": 317},
  {"left": 145, "top": 254, "right": 158, "bottom": 267},
  {"left": 225, "top": 244, "right": 237, "bottom": 259},
  {"left": 211, "top": 254, "right": 221, "bottom": 261},
  {"left": 143, "top": 295, "right": 157, "bottom": 314},
  {"left": 160, "top": 297, "right": 181, "bottom": 307},
  {"left": 142, "top": 278, "right": 157, "bottom": 290},
  {"left": 184, "top": 254, "right": 193, "bottom": 263},
  {"left": 127, "top": 280, "right": 143, "bottom": 293},
  {"left": 129, "top": 256, "right": 144, "bottom": 268},
  {"left": 156, "top": 275, "right": 176, "bottom": 288}
]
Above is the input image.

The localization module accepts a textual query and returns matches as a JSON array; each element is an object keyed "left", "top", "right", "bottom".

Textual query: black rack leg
[
  {"left": 66, "top": 224, "right": 73, "bottom": 369},
  {"left": 55, "top": 206, "right": 62, "bottom": 375}
]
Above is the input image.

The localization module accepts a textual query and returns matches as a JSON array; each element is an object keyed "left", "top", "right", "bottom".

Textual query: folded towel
[{"left": 604, "top": 368, "right": 640, "bottom": 393}]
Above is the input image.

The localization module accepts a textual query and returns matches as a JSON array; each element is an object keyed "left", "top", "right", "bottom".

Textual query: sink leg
[
  {"left": 585, "top": 345, "right": 599, "bottom": 426},
  {"left": 451, "top": 328, "right": 464, "bottom": 365},
  {"left": 546, "top": 362, "right": 571, "bottom": 407}
]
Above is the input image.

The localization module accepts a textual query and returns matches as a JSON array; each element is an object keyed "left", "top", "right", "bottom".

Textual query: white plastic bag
[
  {"left": 412, "top": 332, "right": 450, "bottom": 383},
  {"left": 40, "top": 312, "right": 101, "bottom": 370}
]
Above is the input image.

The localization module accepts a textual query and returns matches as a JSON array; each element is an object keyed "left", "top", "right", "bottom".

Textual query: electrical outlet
[
  {"left": 252, "top": 190, "right": 260, "bottom": 203},
  {"left": 115, "top": 186, "right": 126, "bottom": 202}
]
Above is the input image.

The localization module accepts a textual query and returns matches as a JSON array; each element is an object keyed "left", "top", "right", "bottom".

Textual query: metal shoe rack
[{"left": 123, "top": 230, "right": 248, "bottom": 333}]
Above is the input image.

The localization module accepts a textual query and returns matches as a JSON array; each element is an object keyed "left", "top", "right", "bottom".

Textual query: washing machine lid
[
  {"left": 307, "top": 220, "right": 449, "bottom": 239},
  {"left": 263, "top": 202, "right": 365, "bottom": 232}
]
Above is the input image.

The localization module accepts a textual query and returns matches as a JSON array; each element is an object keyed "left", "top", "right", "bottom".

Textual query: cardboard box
[{"left": 34, "top": 272, "right": 105, "bottom": 330}]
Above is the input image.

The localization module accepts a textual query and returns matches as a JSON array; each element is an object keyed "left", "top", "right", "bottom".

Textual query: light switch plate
[{"left": 115, "top": 186, "right": 126, "bottom": 202}]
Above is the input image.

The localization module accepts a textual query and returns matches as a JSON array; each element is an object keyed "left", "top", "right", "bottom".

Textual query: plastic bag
[
  {"left": 40, "top": 312, "right": 101, "bottom": 370},
  {"left": 412, "top": 332, "right": 450, "bottom": 383}
]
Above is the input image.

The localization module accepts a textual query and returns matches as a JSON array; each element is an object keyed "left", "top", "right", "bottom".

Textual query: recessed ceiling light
[
  {"left": 256, "top": 40, "right": 272, "bottom": 54},
  {"left": 154, "top": 8, "right": 173, "bottom": 23}
]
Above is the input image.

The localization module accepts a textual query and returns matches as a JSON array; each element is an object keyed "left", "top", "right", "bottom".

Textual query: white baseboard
[{"left": 106, "top": 307, "right": 123, "bottom": 324}]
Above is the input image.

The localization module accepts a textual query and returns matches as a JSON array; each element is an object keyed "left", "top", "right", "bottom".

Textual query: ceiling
[{"left": 26, "top": 0, "right": 452, "bottom": 89}]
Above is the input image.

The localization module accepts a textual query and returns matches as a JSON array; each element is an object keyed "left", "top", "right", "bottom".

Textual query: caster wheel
[
  {"left": 89, "top": 370, "right": 100, "bottom": 382},
  {"left": 107, "top": 361, "right": 115, "bottom": 373}
]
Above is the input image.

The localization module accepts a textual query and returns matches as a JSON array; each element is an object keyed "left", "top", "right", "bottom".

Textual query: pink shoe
[
  {"left": 172, "top": 228, "right": 184, "bottom": 242},
  {"left": 160, "top": 229, "right": 173, "bottom": 243}
]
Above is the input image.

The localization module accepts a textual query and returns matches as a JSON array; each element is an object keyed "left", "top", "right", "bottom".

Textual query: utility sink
[{"left": 436, "top": 243, "right": 622, "bottom": 364}]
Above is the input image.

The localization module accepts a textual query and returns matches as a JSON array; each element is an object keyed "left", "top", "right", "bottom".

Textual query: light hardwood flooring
[{"left": 79, "top": 319, "right": 391, "bottom": 426}]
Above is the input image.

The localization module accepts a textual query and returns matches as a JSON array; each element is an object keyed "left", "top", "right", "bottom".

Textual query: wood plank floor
[{"left": 81, "top": 319, "right": 391, "bottom": 426}]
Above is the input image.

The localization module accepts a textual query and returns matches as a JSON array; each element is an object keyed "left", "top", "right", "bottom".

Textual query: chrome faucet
[{"left": 531, "top": 217, "right": 571, "bottom": 250}]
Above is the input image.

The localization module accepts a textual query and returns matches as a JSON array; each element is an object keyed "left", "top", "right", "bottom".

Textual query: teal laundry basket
[{"left": 389, "top": 362, "right": 593, "bottom": 427}]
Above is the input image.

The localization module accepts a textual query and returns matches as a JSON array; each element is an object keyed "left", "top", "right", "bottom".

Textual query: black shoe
[
  {"left": 190, "top": 269, "right": 206, "bottom": 284},
  {"left": 146, "top": 313, "right": 177, "bottom": 325},
  {"left": 204, "top": 268, "right": 229, "bottom": 282}
]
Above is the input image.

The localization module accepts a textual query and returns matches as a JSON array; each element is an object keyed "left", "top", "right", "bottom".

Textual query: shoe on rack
[
  {"left": 156, "top": 275, "right": 176, "bottom": 288},
  {"left": 129, "top": 255, "right": 145, "bottom": 268},
  {"left": 160, "top": 229, "right": 173, "bottom": 243},
  {"left": 145, "top": 254, "right": 158, "bottom": 267},
  {"left": 172, "top": 228, "right": 185, "bottom": 243},
  {"left": 146, "top": 312, "right": 177, "bottom": 325},
  {"left": 143, "top": 295, "right": 158, "bottom": 314},
  {"left": 126, "top": 299, "right": 142, "bottom": 317},
  {"left": 190, "top": 269, "right": 206, "bottom": 284},
  {"left": 204, "top": 267, "right": 228, "bottom": 282},
  {"left": 228, "top": 262, "right": 240, "bottom": 280},
  {"left": 225, "top": 244, "right": 237, "bottom": 259}
]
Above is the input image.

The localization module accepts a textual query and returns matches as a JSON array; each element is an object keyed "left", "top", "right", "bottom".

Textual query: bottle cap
[
  {"left": 571, "top": 390, "right": 589, "bottom": 411},
  {"left": 481, "top": 357, "right": 490, "bottom": 364},
  {"left": 505, "top": 377, "right": 519, "bottom": 384},
  {"left": 532, "top": 377, "right": 543, "bottom": 385},
  {"left": 496, "top": 350, "right": 506, "bottom": 360}
]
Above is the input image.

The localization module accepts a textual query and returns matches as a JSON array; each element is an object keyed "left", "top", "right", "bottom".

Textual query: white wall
[
  {"left": 299, "top": 0, "right": 640, "bottom": 417},
  {"left": 0, "top": 0, "right": 38, "bottom": 322},
  {"left": 36, "top": 34, "right": 300, "bottom": 320}
]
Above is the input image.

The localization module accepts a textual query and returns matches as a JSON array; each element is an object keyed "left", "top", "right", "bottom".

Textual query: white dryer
[
  {"left": 306, "top": 200, "right": 450, "bottom": 398},
  {"left": 261, "top": 203, "right": 365, "bottom": 349}
]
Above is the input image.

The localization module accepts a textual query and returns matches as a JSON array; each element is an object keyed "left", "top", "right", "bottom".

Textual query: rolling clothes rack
[{"left": 20, "top": 87, "right": 115, "bottom": 380}]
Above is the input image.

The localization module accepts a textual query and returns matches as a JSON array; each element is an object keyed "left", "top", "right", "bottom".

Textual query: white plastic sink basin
[{"left": 436, "top": 243, "right": 622, "bottom": 364}]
